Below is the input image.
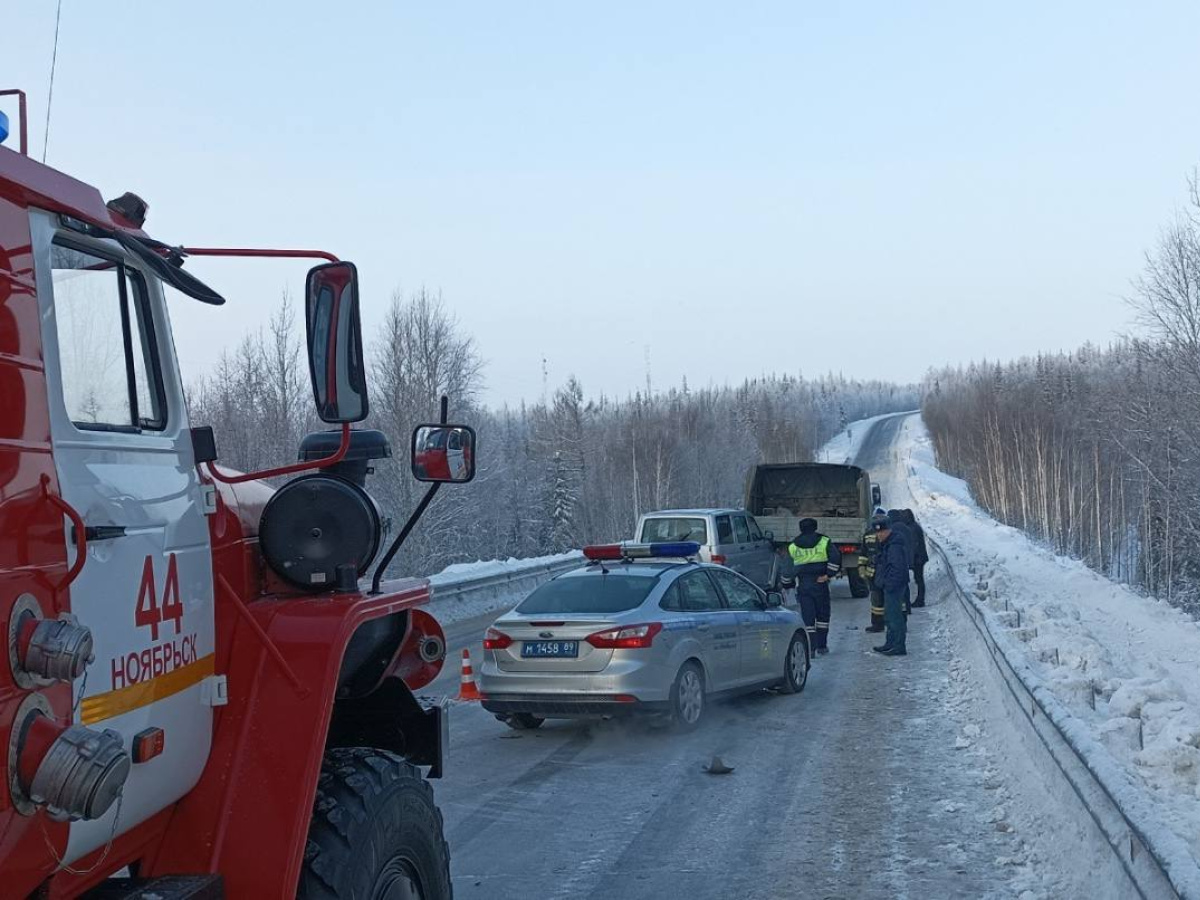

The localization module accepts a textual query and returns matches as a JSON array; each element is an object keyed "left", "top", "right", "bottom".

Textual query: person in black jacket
[
  {"left": 886, "top": 509, "right": 914, "bottom": 615},
  {"left": 870, "top": 514, "right": 909, "bottom": 656},
  {"left": 902, "top": 509, "right": 929, "bottom": 607},
  {"left": 786, "top": 518, "right": 842, "bottom": 655}
]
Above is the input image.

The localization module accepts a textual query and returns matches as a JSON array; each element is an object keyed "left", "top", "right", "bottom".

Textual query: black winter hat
[{"left": 797, "top": 518, "right": 818, "bottom": 534}]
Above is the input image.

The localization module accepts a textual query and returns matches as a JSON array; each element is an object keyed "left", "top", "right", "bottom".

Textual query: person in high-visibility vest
[{"left": 787, "top": 518, "right": 842, "bottom": 655}]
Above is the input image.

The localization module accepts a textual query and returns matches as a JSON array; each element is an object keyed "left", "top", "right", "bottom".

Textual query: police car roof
[{"left": 559, "top": 560, "right": 689, "bottom": 579}]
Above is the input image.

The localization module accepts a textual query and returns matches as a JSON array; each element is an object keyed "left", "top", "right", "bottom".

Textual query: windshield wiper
[{"left": 109, "top": 230, "right": 225, "bottom": 305}]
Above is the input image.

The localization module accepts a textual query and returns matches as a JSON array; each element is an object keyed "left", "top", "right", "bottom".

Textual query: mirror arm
[
  {"left": 205, "top": 422, "right": 352, "bottom": 485},
  {"left": 179, "top": 247, "right": 340, "bottom": 264},
  {"left": 369, "top": 395, "right": 451, "bottom": 595},
  {"left": 370, "top": 482, "right": 442, "bottom": 596}
]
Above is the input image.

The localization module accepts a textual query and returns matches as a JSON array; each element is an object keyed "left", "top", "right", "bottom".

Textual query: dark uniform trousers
[
  {"left": 860, "top": 535, "right": 885, "bottom": 630},
  {"left": 869, "top": 588, "right": 885, "bottom": 630},
  {"left": 795, "top": 576, "right": 830, "bottom": 651}
]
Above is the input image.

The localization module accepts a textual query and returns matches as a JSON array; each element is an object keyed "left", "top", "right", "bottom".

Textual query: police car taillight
[
  {"left": 586, "top": 623, "right": 663, "bottom": 649},
  {"left": 483, "top": 628, "right": 513, "bottom": 650},
  {"left": 583, "top": 542, "right": 700, "bottom": 561}
]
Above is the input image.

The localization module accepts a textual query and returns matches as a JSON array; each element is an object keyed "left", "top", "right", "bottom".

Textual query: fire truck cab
[{"left": 0, "top": 94, "right": 464, "bottom": 898}]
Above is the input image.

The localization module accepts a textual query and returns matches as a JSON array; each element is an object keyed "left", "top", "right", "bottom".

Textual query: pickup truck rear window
[
  {"left": 639, "top": 516, "right": 708, "bottom": 544},
  {"left": 517, "top": 575, "right": 658, "bottom": 614}
]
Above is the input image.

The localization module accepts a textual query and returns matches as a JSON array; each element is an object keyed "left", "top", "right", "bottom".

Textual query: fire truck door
[{"left": 32, "top": 213, "right": 217, "bottom": 864}]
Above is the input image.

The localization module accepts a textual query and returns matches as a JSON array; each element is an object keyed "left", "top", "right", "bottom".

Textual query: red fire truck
[{"left": 0, "top": 89, "right": 470, "bottom": 898}]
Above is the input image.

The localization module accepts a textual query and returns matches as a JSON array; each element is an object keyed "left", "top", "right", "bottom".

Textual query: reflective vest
[{"left": 789, "top": 536, "right": 830, "bottom": 566}]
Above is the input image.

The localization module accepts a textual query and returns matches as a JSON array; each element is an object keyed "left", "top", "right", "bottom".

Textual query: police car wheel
[
  {"left": 300, "top": 748, "right": 452, "bottom": 900},
  {"left": 781, "top": 633, "right": 809, "bottom": 694},
  {"left": 668, "top": 662, "right": 706, "bottom": 730},
  {"left": 504, "top": 713, "right": 545, "bottom": 730}
]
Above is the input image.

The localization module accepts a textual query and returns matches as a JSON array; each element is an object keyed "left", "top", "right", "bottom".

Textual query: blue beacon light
[{"left": 0, "top": 111, "right": 10, "bottom": 146}]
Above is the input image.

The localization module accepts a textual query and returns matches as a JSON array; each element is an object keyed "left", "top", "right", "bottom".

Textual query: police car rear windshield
[
  {"left": 639, "top": 516, "right": 708, "bottom": 544},
  {"left": 516, "top": 572, "right": 660, "bottom": 614}
]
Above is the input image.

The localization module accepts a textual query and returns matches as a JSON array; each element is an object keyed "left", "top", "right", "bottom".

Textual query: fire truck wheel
[{"left": 300, "top": 748, "right": 452, "bottom": 900}]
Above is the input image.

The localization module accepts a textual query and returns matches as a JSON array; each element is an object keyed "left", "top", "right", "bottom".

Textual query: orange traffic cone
[{"left": 457, "top": 648, "right": 484, "bottom": 701}]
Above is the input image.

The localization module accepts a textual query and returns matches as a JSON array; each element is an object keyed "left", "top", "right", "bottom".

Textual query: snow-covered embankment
[{"left": 902, "top": 415, "right": 1200, "bottom": 897}]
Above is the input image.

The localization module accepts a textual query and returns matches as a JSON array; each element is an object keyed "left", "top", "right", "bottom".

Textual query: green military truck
[{"left": 745, "top": 462, "right": 880, "bottom": 598}]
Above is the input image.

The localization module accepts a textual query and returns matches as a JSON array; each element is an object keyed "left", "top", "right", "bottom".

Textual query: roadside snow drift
[{"left": 901, "top": 415, "right": 1200, "bottom": 894}]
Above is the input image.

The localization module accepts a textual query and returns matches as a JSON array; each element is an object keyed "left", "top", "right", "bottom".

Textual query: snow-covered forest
[
  {"left": 923, "top": 173, "right": 1200, "bottom": 616},
  {"left": 187, "top": 289, "right": 917, "bottom": 576}
]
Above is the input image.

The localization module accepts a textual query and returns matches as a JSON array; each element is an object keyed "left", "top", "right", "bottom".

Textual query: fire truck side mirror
[
  {"left": 305, "top": 261, "right": 369, "bottom": 424},
  {"left": 411, "top": 425, "right": 477, "bottom": 483}
]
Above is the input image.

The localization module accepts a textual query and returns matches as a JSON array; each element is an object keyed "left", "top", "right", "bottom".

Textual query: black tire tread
[
  {"left": 780, "top": 632, "right": 808, "bottom": 694},
  {"left": 668, "top": 661, "right": 705, "bottom": 731},
  {"left": 300, "top": 747, "right": 452, "bottom": 900},
  {"left": 846, "top": 567, "right": 870, "bottom": 599}
]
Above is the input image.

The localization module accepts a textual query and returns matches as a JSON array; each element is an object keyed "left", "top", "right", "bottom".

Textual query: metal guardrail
[
  {"left": 933, "top": 539, "right": 1195, "bottom": 900},
  {"left": 428, "top": 556, "right": 582, "bottom": 606}
]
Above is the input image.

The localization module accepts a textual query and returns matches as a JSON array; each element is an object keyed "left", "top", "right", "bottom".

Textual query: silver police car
[{"left": 479, "top": 542, "right": 810, "bottom": 730}]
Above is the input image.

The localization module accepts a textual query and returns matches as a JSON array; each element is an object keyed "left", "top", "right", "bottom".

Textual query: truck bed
[{"left": 758, "top": 515, "right": 864, "bottom": 547}]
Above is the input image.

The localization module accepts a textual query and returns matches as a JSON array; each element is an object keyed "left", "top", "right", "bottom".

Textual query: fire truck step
[{"left": 82, "top": 874, "right": 223, "bottom": 899}]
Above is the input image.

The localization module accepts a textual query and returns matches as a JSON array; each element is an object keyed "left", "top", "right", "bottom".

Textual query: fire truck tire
[
  {"left": 300, "top": 748, "right": 453, "bottom": 900},
  {"left": 846, "top": 567, "right": 870, "bottom": 598}
]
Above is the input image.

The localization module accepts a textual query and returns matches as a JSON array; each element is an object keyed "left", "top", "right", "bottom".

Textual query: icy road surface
[{"left": 420, "top": 415, "right": 1093, "bottom": 899}]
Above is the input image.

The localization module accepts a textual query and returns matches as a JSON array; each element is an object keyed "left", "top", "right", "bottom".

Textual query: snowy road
[{"left": 420, "top": 415, "right": 1096, "bottom": 899}]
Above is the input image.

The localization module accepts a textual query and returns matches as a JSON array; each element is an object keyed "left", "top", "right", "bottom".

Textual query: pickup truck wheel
[
  {"left": 846, "top": 567, "right": 870, "bottom": 599},
  {"left": 780, "top": 632, "right": 809, "bottom": 694},
  {"left": 300, "top": 748, "right": 452, "bottom": 900}
]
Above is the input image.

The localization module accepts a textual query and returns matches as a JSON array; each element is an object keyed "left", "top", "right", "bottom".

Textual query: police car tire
[
  {"left": 668, "top": 661, "right": 706, "bottom": 731},
  {"left": 504, "top": 713, "right": 545, "bottom": 730},
  {"left": 847, "top": 568, "right": 870, "bottom": 599},
  {"left": 780, "top": 633, "right": 809, "bottom": 694},
  {"left": 300, "top": 747, "right": 453, "bottom": 900}
]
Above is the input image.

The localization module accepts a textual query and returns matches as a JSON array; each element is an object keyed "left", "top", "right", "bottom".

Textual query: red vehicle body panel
[
  {"left": 0, "top": 180, "right": 77, "bottom": 897},
  {"left": 0, "top": 145, "right": 445, "bottom": 898}
]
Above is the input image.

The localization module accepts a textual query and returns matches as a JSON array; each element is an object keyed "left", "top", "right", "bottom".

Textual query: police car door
[
  {"left": 674, "top": 571, "right": 738, "bottom": 689},
  {"left": 34, "top": 220, "right": 216, "bottom": 865},
  {"left": 709, "top": 568, "right": 777, "bottom": 684}
]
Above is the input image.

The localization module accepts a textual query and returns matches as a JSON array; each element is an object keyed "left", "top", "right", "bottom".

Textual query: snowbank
[
  {"left": 426, "top": 551, "right": 581, "bottom": 587},
  {"left": 425, "top": 551, "right": 582, "bottom": 625},
  {"left": 898, "top": 415, "right": 1200, "bottom": 894},
  {"left": 817, "top": 410, "right": 917, "bottom": 465}
]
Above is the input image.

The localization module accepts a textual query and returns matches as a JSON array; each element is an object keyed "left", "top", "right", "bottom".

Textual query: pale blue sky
[{"left": 7, "top": 2, "right": 1200, "bottom": 405}]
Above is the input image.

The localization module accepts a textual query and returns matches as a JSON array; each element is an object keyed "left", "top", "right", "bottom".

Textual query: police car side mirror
[
  {"left": 764, "top": 591, "right": 784, "bottom": 609},
  {"left": 305, "top": 261, "right": 369, "bottom": 424}
]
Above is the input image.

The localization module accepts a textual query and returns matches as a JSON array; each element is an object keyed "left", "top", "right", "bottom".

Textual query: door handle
[
  {"left": 696, "top": 623, "right": 711, "bottom": 632},
  {"left": 72, "top": 525, "right": 127, "bottom": 544}
]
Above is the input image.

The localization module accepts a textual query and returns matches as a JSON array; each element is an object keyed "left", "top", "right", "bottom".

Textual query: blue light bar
[
  {"left": 583, "top": 541, "right": 701, "bottom": 561},
  {"left": 647, "top": 541, "right": 702, "bottom": 558},
  {"left": 0, "top": 111, "right": 9, "bottom": 146}
]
